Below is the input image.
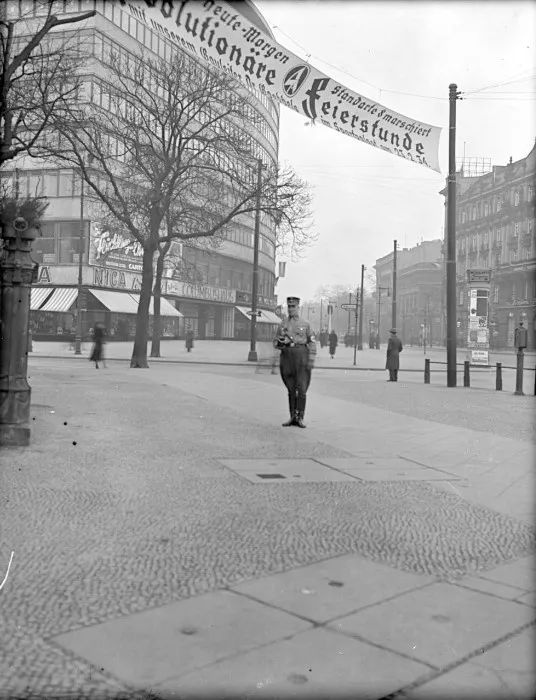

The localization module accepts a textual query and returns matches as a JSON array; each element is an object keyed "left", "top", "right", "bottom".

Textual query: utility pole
[
  {"left": 391, "top": 240, "right": 397, "bottom": 330},
  {"left": 353, "top": 287, "right": 359, "bottom": 365},
  {"left": 358, "top": 264, "right": 365, "bottom": 350},
  {"left": 347, "top": 292, "right": 352, "bottom": 334},
  {"left": 74, "top": 172, "right": 84, "bottom": 354},
  {"left": 248, "top": 158, "right": 263, "bottom": 362},
  {"left": 446, "top": 84, "right": 460, "bottom": 387}
]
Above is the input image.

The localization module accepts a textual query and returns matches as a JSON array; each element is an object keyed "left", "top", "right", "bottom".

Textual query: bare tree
[
  {"left": 0, "top": 0, "right": 95, "bottom": 168},
  {"left": 42, "top": 47, "right": 313, "bottom": 368}
]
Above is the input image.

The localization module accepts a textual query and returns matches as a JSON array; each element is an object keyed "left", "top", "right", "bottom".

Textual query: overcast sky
[{"left": 255, "top": 0, "right": 536, "bottom": 302}]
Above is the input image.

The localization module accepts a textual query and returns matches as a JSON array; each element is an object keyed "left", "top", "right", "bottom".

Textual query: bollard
[
  {"left": 464, "top": 360, "right": 470, "bottom": 388},
  {"left": 495, "top": 363, "right": 502, "bottom": 391},
  {"left": 514, "top": 350, "right": 525, "bottom": 396},
  {"left": 424, "top": 358, "right": 430, "bottom": 384}
]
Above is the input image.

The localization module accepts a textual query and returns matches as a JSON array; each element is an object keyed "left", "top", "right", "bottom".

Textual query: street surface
[
  {"left": 1, "top": 353, "right": 535, "bottom": 699},
  {"left": 32, "top": 339, "right": 536, "bottom": 395}
]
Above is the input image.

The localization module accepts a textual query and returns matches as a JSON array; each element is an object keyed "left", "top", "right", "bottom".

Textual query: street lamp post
[
  {"left": 248, "top": 158, "right": 263, "bottom": 362},
  {"left": 377, "top": 286, "right": 390, "bottom": 349}
]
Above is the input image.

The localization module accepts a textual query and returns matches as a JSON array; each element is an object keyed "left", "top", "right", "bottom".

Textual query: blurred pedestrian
[
  {"left": 89, "top": 323, "right": 106, "bottom": 369},
  {"left": 185, "top": 328, "right": 194, "bottom": 352},
  {"left": 386, "top": 328, "right": 403, "bottom": 381},
  {"left": 328, "top": 329, "right": 338, "bottom": 359},
  {"left": 274, "top": 296, "right": 316, "bottom": 428}
]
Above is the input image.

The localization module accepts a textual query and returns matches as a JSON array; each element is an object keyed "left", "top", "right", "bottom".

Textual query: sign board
[
  {"left": 341, "top": 304, "right": 358, "bottom": 310},
  {"left": 471, "top": 349, "right": 489, "bottom": 366},
  {"left": 124, "top": 1, "right": 441, "bottom": 172},
  {"left": 164, "top": 279, "right": 236, "bottom": 303},
  {"left": 89, "top": 222, "right": 145, "bottom": 272},
  {"left": 467, "top": 269, "right": 491, "bottom": 283}
]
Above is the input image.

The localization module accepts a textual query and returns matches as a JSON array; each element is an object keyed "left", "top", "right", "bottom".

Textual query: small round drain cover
[{"left": 180, "top": 626, "right": 197, "bottom": 635}]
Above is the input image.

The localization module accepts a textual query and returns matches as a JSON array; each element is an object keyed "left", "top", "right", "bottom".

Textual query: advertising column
[{"left": 466, "top": 269, "right": 491, "bottom": 366}]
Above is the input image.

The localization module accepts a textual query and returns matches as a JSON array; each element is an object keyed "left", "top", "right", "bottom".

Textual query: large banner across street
[{"left": 121, "top": 0, "right": 442, "bottom": 172}]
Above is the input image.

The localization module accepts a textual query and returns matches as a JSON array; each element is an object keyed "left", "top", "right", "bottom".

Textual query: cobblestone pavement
[{"left": 1, "top": 359, "right": 535, "bottom": 698}]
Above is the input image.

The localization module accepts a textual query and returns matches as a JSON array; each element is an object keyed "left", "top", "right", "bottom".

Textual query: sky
[{"left": 255, "top": 0, "right": 536, "bottom": 302}]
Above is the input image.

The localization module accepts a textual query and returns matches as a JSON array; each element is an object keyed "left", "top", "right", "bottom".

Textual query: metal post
[
  {"left": 358, "top": 264, "right": 365, "bottom": 350},
  {"left": 320, "top": 299, "right": 323, "bottom": 331},
  {"left": 463, "top": 360, "right": 470, "bottom": 387},
  {"left": 353, "top": 288, "right": 359, "bottom": 366},
  {"left": 391, "top": 240, "right": 397, "bottom": 330},
  {"left": 446, "top": 83, "right": 459, "bottom": 387},
  {"left": 514, "top": 349, "right": 525, "bottom": 395},
  {"left": 377, "top": 288, "right": 381, "bottom": 349},
  {"left": 534, "top": 364, "right": 536, "bottom": 396},
  {"left": 495, "top": 362, "right": 502, "bottom": 391},
  {"left": 74, "top": 173, "right": 84, "bottom": 354},
  {"left": 0, "top": 217, "right": 37, "bottom": 446},
  {"left": 347, "top": 293, "right": 351, "bottom": 334},
  {"left": 248, "top": 159, "right": 263, "bottom": 362},
  {"left": 424, "top": 358, "right": 430, "bottom": 384}
]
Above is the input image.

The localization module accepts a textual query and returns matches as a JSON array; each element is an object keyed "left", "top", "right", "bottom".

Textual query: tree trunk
[
  {"left": 130, "top": 243, "right": 155, "bottom": 368},
  {"left": 150, "top": 252, "right": 165, "bottom": 358}
]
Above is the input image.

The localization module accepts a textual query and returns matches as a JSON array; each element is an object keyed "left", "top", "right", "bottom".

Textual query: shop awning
[
  {"left": 40, "top": 287, "right": 78, "bottom": 312},
  {"left": 259, "top": 310, "right": 282, "bottom": 325},
  {"left": 236, "top": 306, "right": 279, "bottom": 325},
  {"left": 89, "top": 289, "right": 140, "bottom": 314},
  {"left": 129, "top": 294, "right": 183, "bottom": 317},
  {"left": 30, "top": 287, "right": 54, "bottom": 311}
]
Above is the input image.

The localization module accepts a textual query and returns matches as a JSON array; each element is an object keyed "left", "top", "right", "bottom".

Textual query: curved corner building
[{"left": 8, "top": 0, "right": 280, "bottom": 342}]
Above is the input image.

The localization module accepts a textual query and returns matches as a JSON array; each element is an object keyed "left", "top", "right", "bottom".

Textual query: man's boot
[
  {"left": 295, "top": 396, "right": 306, "bottom": 428},
  {"left": 282, "top": 395, "right": 297, "bottom": 426}
]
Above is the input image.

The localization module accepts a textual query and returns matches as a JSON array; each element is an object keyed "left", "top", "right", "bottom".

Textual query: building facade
[
  {"left": 441, "top": 143, "right": 536, "bottom": 350},
  {"left": 5, "top": 0, "right": 280, "bottom": 341},
  {"left": 374, "top": 240, "right": 443, "bottom": 344}
]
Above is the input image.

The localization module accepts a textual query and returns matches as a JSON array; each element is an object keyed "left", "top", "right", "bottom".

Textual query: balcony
[{"left": 522, "top": 232, "right": 533, "bottom": 248}]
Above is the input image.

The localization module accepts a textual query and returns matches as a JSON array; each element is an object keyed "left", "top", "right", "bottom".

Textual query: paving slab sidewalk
[{"left": 1, "top": 358, "right": 535, "bottom": 699}]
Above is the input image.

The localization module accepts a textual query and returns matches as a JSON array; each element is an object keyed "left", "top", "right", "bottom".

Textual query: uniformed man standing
[{"left": 273, "top": 296, "right": 316, "bottom": 428}]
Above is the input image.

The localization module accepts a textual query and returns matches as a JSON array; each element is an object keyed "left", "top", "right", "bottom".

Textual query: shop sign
[
  {"left": 165, "top": 279, "right": 236, "bottom": 303},
  {"left": 92, "top": 266, "right": 142, "bottom": 291},
  {"left": 89, "top": 222, "right": 144, "bottom": 272},
  {"left": 236, "top": 290, "right": 277, "bottom": 308},
  {"left": 467, "top": 269, "right": 491, "bottom": 283},
  {"left": 35, "top": 265, "right": 78, "bottom": 285}
]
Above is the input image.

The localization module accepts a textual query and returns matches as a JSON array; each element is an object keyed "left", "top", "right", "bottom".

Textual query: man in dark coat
[
  {"left": 274, "top": 296, "right": 316, "bottom": 428},
  {"left": 89, "top": 323, "right": 106, "bottom": 369},
  {"left": 328, "top": 330, "right": 338, "bottom": 358},
  {"left": 386, "top": 328, "right": 403, "bottom": 381},
  {"left": 185, "top": 328, "right": 194, "bottom": 352}
]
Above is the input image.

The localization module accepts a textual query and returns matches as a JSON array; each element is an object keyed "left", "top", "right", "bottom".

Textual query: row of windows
[
  {"left": 457, "top": 219, "right": 534, "bottom": 251},
  {"left": 32, "top": 221, "right": 89, "bottom": 265},
  {"left": 457, "top": 244, "right": 534, "bottom": 276},
  {"left": 459, "top": 184, "right": 535, "bottom": 223},
  {"left": 178, "top": 259, "right": 274, "bottom": 298}
]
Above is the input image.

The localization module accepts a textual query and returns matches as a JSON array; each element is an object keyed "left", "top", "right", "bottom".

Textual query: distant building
[
  {"left": 374, "top": 240, "right": 443, "bottom": 344},
  {"left": 440, "top": 142, "right": 536, "bottom": 349}
]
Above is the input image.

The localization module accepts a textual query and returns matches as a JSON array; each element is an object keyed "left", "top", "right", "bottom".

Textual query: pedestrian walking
[
  {"left": 386, "top": 328, "right": 403, "bottom": 381},
  {"left": 89, "top": 323, "right": 106, "bottom": 369},
  {"left": 328, "top": 329, "right": 338, "bottom": 359},
  {"left": 274, "top": 296, "right": 316, "bottom": 428},
  {"left": 185, "top": 328, "right": 194, "bottom": 352}
]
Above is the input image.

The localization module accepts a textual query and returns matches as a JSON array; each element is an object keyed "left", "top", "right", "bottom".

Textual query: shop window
[
  {"left": 28, "top": 172, "right": 43, "bottom": 197},
  {"left": 42, "top": 171, "right": 58, "bottom": 197},
  {"left": 58, "top": 222, "right": 85, "bottom": 264}
]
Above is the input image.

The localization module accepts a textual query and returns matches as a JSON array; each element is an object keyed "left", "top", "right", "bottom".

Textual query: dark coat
[
  {"left": 185, "top": 330, "right": 194, "bottom": 349},
  {"left": 329, "top": 332, "right": 338, "bottom": 354},
  {"left": 386, "top": 335, "right": 403, "bottom": 370},
  {"left": 90, "top": 326, "right": 105, "bottom": 362}
]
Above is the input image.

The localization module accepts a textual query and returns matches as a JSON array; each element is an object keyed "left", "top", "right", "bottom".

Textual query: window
[
  {"left": 529, "top": 185, "right": 535, "bottom": 201},
  {"left": 58, "top": 170, "right": 74, "bottom": 197},
  {"left": 43, "top": 171, "right": 58, "bottom": 197},
  {"left": 27, "top": 172, "right": 43, "bottom": 197},
  {"left": 493, "top": 286, "right": 499, "bottom": 303},
  {"left": 58, "top": 222, "right": 86, "bottom": 264},
  {"left": 514, "top": 221, "right": 520, "bottom": 236},
  {"left": 459, "top": 290, "right": 464, "bottom": 306},
  {"left": 33, "top": 223, "right": 56, "bottom": 264},
  {"left": 510, "top": 249, "right": 518, "bottom": 263},
  {"left": 514, "top": 189, "right": 521, "bottom": 206},
  {"left": 497, "top": 197, "right": 502, "bottom": 212}
]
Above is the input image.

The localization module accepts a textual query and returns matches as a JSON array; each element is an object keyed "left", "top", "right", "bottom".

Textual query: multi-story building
[
  {"left": 374, "top": 240, "right": 443, "bottom": 344},
  {"left": 441, "top": 143, "right": 536, "bottom": 349},
  {"left": 4, "top": 0, "right": 280, "bottom": 341}
]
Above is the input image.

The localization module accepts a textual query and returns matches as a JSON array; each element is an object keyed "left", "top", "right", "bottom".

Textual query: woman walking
[{"left": 90, "top": 323, "right": 106, "bottom": 369}]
